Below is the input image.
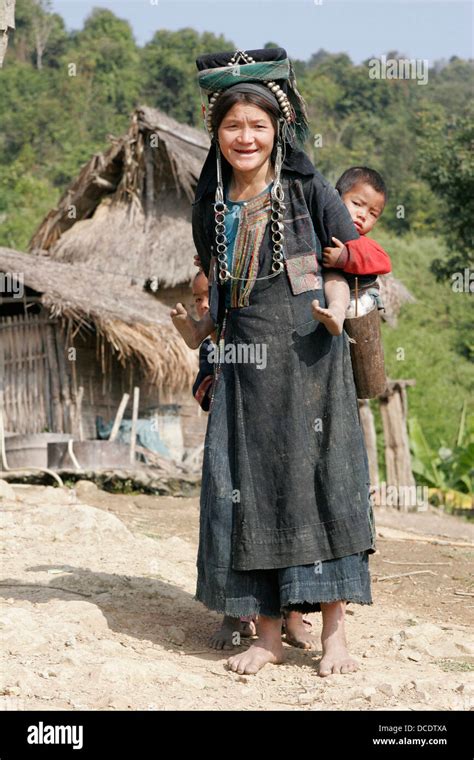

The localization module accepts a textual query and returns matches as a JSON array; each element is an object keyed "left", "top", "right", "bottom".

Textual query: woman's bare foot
[
  {"left": 283, "top": 611, "right": 315, "bottom": 650},
  {"left": 209, "top": 616, "right": 241, "bottom": 650},
  {"left": 227, "top": 615, "right": 283, "bottom": 675},
  {"left": 318, "top": 600, "right": 359, "bottom": 676},
  {"left": 311, "top": 299, "right": 345, "bottom": 336}
]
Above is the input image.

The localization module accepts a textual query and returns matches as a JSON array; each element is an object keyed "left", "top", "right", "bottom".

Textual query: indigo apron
[{"left": 193, "top": 161, "right": 376, "bottom": 616}]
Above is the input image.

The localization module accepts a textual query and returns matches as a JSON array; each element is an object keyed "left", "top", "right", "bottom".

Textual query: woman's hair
[{"left": 211, "top": 89, "right": 280, "bottom": 164}]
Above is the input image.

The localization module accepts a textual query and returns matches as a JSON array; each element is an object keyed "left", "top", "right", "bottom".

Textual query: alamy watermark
[
  {"left": 208, "top": 342, "right": 267, "bottom": 370},
  {"left": 371, "top": 482, "right": 429, "bottom": 510},
  {"left": 451, "top": 268, "right": 474, "bottom": 293},
  {"left": 368, "top": 55, "right": 429, "bottom": 85},
  {"left": 27, "top": 722, "right": 83, "bottom": 750},
  {"left": 0, "top": 272, "right": 24, "bottom": 298}
]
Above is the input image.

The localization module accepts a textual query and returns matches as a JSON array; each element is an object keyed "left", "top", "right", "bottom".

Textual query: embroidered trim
[
  {"left": 229, "top": 192, "right": 272, "bottom": 308},
  {"left": 284, "top": 252, "right": 322, "bottom": 295}
]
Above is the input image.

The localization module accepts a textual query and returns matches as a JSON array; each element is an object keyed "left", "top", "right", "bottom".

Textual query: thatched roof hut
[
  {"left": 0, "top": 246, "right": 199, "bottom": 452},
  {"left": 3, "top": 109, "right": 214, "bottom": 456},
  {"left": 0, "top": 246, "right": 197, "bottom": 390},
  {"left": 29, "top": 106, "right": 210, "bottom": 292}
]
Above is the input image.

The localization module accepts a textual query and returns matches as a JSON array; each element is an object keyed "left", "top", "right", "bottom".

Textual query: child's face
[
  {"left": 192, "top": 275, "right": 209, "bottom": 320},
  {"left": 342, "top": 181, "right": 385, "bottom": 236}
]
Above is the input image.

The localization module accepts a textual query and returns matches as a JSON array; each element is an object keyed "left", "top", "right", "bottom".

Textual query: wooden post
[
  {"left": 379, "top": 379, "right": 417, "bottom": 510},
  {"left": 54, "top": 327, "right": 73, "bottom": 433},
  {"left": 130, "top": 386, "right": 140, "bottom": 465},
  {"left": 67, "top": 323, "right": 82, "bottom": 439},
  {"left": 358, "top": 400, "right": 379, "bottom": 490},
  {"left": 109, "top": 393, "right": 130, "bottom": 442},
  {"left": 76, "top": 386, "right": 84, "bottom": 442},
  {"left": 45, "top": 324, "right": 63, "bottom": 432}
]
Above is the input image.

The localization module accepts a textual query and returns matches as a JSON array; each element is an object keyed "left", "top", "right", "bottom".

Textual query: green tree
[
  {"left": 417, "top": 104, "right": 474, "bottom": 278},
  {"left": 140, "top": 28, "right": 234, "bottom": 126},
  {"left": 65, "top": 8, "right": 140, "bottom": 114},
  {"left": 9, "top": 0, "right": 66, "bottom": 69}
]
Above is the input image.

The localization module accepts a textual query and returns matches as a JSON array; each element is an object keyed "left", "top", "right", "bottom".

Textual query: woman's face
[{"left": 217, "top": 102, "right": 276, "bottom": 175}]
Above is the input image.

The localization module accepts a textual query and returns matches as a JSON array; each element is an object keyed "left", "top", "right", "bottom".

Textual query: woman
[{"left": 172, "top": 48, "right": 376, "bottom": 676}]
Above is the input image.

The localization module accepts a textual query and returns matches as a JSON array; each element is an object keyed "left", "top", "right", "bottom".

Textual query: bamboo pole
[
  {"left": 11, "top": 317, "right": 18, "bottom": 432},
  {"left": 26, "top": 318, "right": 33, "bottom": 431},
  {"left": 67, "top": 321, "right": 80, "bottom": 438},
  {"left": 15, "top": 316, "right": 23, "bottom": 432},
  {"left": 40, "top": 318, "right": 51, "bottom": 432},
  {"left": 54, "top": 325, "right": 72, "bottom": 433},
  {"left": 31, "top": 316, "right": 40, "bottom": 433},
  {"left": 5, "top": 317, "right": 11, "bottom": 431},
  {"left": 45, "top": 324, "right": 63, "bottom": 432},
  {"left": 76, "top": 385, "right": 84, "bottom": 442},
  {"left": 7, "top": 316, "right": 15, "bottom": 432},
  {"left": 109, "top": 393, "right": 129, "bottom": 441},
  {"left": 130, "top": 386, "right": 140, "bottom": 465},
  {"left": 20, "top": 316, "right": 27, "bottom": 433},
  {"left": 5, "top": 317, "right": 14, "bottom": 432}
]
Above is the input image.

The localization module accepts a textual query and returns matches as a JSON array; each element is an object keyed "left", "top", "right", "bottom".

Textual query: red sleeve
[{"left": 334, "top": 237, "right": 392, "bottom": 275}]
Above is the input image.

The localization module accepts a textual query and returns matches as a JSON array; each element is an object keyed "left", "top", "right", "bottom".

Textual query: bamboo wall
[
  {"left": 0, "top": 313, "right": 73, "bottom": 434},
  {"left": 0, "top": 307, "right": 208, "bottom": 455}
]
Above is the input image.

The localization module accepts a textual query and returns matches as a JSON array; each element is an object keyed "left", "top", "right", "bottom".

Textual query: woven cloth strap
[{"left": 198, "top": 59, "right": 290, "bottom": 92}]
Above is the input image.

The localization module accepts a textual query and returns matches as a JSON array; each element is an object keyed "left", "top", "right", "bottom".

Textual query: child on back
[
  {"left": 322, "top": 166, "right": 391, "bottom": 283},
  {"left": 310, "top": 166, "right": 391, "bottom": 328}
]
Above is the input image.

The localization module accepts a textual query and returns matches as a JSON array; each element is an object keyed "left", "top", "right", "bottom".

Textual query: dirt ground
[{"left": 0, "top": 479, "right": 473, "bottom": 711}]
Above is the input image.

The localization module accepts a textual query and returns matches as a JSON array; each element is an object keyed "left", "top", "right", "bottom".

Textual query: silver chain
[
  {"left": 212, "top": 85, "right": 288, "bottom": 284},
  {"left": 213, "top": 193, "right": 286, "bottom": 283}
]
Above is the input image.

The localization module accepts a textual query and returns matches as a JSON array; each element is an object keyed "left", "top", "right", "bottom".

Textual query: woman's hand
[{"left": 194, "top": 254, "right": 202, "bottom": 269}]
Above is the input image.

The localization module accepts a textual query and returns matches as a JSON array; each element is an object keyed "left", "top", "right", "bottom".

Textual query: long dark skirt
[{"left": 195, "top": 354, "right": 373, "bottom": 619}]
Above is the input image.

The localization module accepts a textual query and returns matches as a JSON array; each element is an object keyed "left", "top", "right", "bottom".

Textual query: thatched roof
[
  {"left": 0, "top": 246, "right": 198, "bottom": 392},
  {"left": 29, "top": 106, "right": 210, "bottom": 288}
]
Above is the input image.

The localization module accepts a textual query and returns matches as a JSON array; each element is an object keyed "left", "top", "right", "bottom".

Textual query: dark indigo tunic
[{"left": 192, "top": 144, "right": 377, "bottom": 572}]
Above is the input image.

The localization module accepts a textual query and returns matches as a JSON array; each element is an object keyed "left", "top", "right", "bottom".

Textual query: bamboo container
[{"left": 344, "top": 290, "right": 387, "bottom": 399}]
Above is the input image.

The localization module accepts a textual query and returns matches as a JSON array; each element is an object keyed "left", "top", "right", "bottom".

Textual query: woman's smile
[
  {"left": 233, "top": 147, "right": 259, "bottom": 155},
  {"left": 218, "top": 102, "right": 275, "bottom": 174}
]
